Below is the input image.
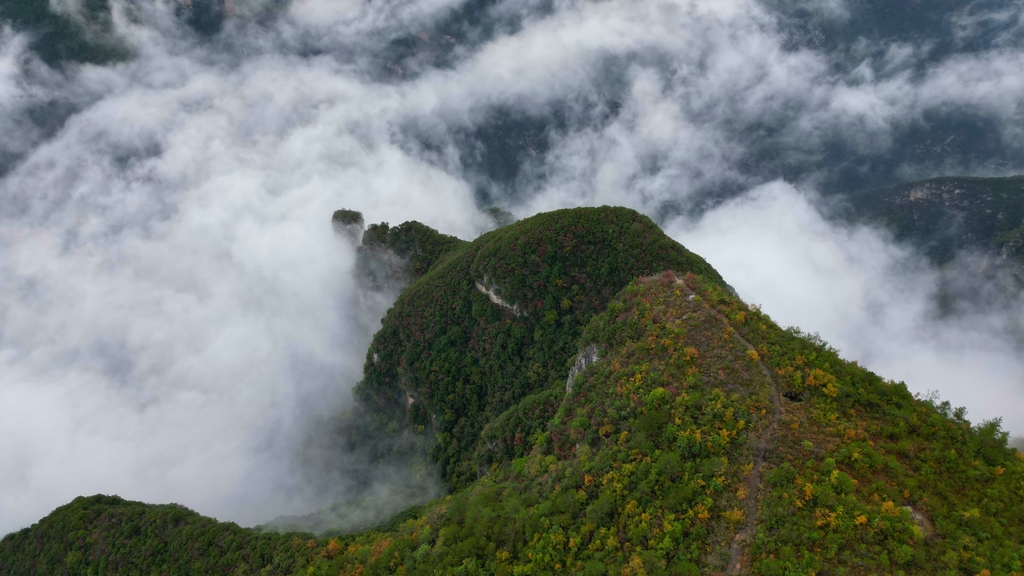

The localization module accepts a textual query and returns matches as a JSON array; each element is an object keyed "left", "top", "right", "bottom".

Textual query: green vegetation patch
[
  {"left": 332, "top": 209, "right": 365, "bottom": 226},
  {"left": 360, "top": 220, "right": 467, "bottom": 280},
  {"left": 0, "top": 495, "right": 320, "bottom": 576}
]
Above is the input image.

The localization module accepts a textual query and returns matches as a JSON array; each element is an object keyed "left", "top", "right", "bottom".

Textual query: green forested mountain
[
  {"left": 3, "top": 207, "right": 1023, "bottom": 576},
  {"left": 0, "top": 495, "right": 319, "bottom": 576}
]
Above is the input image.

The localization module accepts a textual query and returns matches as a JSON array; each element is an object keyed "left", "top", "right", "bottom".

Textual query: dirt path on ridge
[{"left": 676, "top": 277, "right": 783, "bottom": 575}]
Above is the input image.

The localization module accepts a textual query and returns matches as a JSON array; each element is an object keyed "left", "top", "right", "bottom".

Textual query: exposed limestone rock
[
  {"left": 903, "top": 506, "right": 936, "bottom": 539},
  {"left": 475, "top": 277, "right": 523, "bottom": 316},
  {"left": 566, "top": 344, "right": 599, "bottom": 394}
]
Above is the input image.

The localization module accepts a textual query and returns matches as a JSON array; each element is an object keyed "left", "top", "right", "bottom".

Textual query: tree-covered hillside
[
  {"left": 355, "top": 218, "right": 468, "bottom": 291},
  {"left": 0, "top": 495, "right": 320, "bottom": 576},
  {"left": 3, "top": 208, "right": 1023, "bottom": 576},
  {"left": 0, "top": 0, "right": 128, "bottom": 66},
  {"left": 354, "top": 207, "right": 726, "bottom": 488}
]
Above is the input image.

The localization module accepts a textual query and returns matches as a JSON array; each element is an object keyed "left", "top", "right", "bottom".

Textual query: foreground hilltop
[{"left": 2, "top": 207, "right": 1023, "bottom": 576}]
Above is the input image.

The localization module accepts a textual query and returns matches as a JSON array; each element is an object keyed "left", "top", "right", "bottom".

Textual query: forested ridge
[
  {"left": 2, "top": 207, "right": 1023, "bottom": 576},
  {"left": 355, "top": 207, "right": 725, "bottom": 487}
]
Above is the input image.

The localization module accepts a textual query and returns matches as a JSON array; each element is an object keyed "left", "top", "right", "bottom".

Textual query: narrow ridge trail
[{"left": 676, "top": 277, "right": 784, "bottom": 575}]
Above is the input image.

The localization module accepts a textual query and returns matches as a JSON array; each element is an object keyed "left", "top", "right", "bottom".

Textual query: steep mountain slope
[
  {"left": 318, "top": 273, "right": 1024, "bottom": 575},
  {"left": 844, "top": 176, "right": 1024, "bottom": 271},
  {"left": 3, "top": 208, "right": 1023, "bottom": 575},
  {"left": 354, "top": 207, "right": 726, "bottom": 488},
  {"left": 0, "top": 0, "right": 128, "bottom": 67}
]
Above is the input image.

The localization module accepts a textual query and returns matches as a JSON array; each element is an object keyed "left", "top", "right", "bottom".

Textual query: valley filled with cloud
[{"left": 1, "top": 0, "right": 1022, "bottom": 535}]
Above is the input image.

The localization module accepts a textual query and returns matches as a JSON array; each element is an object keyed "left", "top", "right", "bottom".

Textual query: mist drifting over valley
[{"left": 1, "top": 0, "right": 1023, "bottom": 535}]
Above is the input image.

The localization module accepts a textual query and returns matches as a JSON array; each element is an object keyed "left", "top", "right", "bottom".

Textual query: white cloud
[{"left": 0, "top": 39, "right": 485, "bottom": 534}]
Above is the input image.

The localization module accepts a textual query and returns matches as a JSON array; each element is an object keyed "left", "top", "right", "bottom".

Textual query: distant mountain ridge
[
  {"left": 843, "top": 175, "right": 1024, "bottom": 274},
  {"left": 2, "top": 207, "right": 1023, "bottom": 575}
]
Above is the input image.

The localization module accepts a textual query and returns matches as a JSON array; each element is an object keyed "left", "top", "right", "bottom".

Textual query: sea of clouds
[{"left": 1, "top": 0, "right": 1023, "bottom": 535}]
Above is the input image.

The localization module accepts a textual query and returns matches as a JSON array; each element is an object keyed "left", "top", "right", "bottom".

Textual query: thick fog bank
[{"left": 2, "top": 0, "right": 1023, "bottom": 535}]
